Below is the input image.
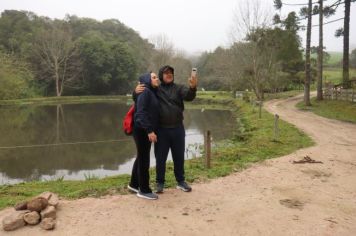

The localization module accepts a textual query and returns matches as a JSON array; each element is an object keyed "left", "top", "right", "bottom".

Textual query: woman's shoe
[
  {"left": 155, "top": 183, "right": 164, "bottom": 193},
  {"left": 127, "top": 185, "right": 139, "bottom": 193},
  {"left": 176, "top": 181, "right": 192, "bottom": 192},
  {"left": 137, "top": 191, "right": 158, "bottom": 200}
]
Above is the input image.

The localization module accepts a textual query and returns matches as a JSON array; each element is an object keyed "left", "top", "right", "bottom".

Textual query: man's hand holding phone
[{"left": 189, "top": 68, "right": 198, "bottom": 89}]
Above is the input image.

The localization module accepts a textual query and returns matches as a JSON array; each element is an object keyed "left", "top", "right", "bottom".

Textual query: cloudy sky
[{"left": 1, "top": 0, "right": 355, "bottom": 54}]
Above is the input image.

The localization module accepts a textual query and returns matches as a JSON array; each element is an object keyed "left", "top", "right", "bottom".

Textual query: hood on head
[
  {"left": 139, "top": 73, "right": 152, "bottom": 87},
  {"left": 158, "top": 65, "right": 174, "bottom": 83}
]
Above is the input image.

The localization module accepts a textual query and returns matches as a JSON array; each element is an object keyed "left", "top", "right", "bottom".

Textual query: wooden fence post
[
  {"left": 274, "top": 114, "right": 280, "bottom": 141},
  {"left": 204, "top": 130, "right": 211, "bottom": 169},
  {"left": 259, "top": 100, "right": 262, "bottom": 119}
]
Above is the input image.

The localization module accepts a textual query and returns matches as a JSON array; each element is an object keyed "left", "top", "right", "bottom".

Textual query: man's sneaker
[
  {"left": 156, "top": 183, "right": 164, "bottom": 193},
  {"left": 176, "top": 181, "right": 192, "bottom": 192},
  {"left": 137, "top": 191, "right": 158, "bottom": 200},
  {"left": 127, "top": 185, "right": 139, "bottom": 193}
]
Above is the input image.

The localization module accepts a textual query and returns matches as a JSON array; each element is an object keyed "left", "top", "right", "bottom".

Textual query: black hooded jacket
[
  {"left": 133, "top": 65, "right": 196, "bottom": 128},
  {"left": 134, "top": 73, "right": 160, "bottom": 134},
  {"left": 156, "top": 65, "right": 196, "bottom": 128}
]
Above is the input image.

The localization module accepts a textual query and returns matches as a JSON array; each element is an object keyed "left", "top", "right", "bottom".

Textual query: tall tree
[
  {"left": 343, "top": 0, "right": 351, "bottom": 88},
  {"left": 317, "top": 0, "right": 324, "bottom": 100},
  {"left": 304, "top": 0, "right": 312, "bottom": 106}
]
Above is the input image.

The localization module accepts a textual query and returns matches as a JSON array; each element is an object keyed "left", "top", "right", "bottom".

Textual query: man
[{"left": 134, "top": 65, "right": 197, "bottom": 193}]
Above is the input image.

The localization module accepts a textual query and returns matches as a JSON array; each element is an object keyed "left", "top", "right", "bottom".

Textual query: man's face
[{"left": 163, "top": 70, "right": 173, "bottom": 84}]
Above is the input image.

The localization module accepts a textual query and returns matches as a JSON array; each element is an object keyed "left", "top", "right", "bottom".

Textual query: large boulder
[
  {"left": 27, "top": 197, "right": 48, "bottom": 212},
  {"left": 40, "top": 205, "right": 56, "bottom": 220},
  {"left": 23, "top": 211, "right": 41, "bottom": 225},
  {"left": 2, "top": 210, "right": 29, "bottom": 231},
  {"left": 40, "top": 218, "right": 56, "bottom": 230}
]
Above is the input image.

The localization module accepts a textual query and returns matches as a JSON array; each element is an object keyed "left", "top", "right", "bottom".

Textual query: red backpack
[{"left": 123, "top": 105, "right": 135, "bottom": 135}]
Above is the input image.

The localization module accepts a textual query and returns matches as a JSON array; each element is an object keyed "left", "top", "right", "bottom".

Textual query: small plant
[{"left": 84, "top": 173, "right": 99, "bottom": 181}]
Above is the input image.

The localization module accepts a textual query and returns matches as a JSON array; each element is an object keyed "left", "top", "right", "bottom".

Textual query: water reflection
[{"left": 0, "top": 103, "right": 234, "bottom": 184}]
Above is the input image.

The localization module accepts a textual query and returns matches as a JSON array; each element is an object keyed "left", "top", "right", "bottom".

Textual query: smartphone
[{"left": 191, "top": 68, "right": 197, "bottom": 77}]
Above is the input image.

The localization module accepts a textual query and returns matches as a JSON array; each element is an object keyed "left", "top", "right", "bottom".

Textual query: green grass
[
  {"left": 323, "top": 68, "right": 356, "bottom": 85},
  {"left": 297, "top": 97, "right": 356, "bottom": 123},
  {"left": 0, "top": 93, "right": 314, "bottom": 210}
]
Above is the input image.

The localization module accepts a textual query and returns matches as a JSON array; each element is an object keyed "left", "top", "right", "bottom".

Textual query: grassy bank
[
  {"left": 0, "top": 95, "right": 129, "bottom": 106},
  {"left": 297, "top": 98, "right": 356, "bottom": 123},
  {"left": 0, "top": 90, "right": 302, "bottom": 107},
  {"left": 0, "top": 93, "right": 314, "bottom": 210}
]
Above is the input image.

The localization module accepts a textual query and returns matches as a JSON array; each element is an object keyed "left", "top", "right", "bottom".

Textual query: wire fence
[{"left": 0, "top": 126, "right": 237, "bottom": 150}]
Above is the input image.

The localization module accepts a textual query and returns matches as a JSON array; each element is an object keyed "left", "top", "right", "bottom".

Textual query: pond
[{"left": 0, "top": 102, "right": 235, "bottom": 184}]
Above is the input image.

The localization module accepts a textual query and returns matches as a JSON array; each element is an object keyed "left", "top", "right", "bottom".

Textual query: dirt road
[{"left": 1, "top": 94, "right": 356, "bottom": 236}]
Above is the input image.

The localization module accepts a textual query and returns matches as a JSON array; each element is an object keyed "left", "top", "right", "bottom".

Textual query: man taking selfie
[{"left": 134, "top": 65, "right": 198, "bottom": 193}]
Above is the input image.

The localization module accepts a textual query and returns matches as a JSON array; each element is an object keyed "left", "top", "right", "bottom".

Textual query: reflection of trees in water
[
  {"left": 0, "top": 142, "right": 136, "bottom": 180},
  {"left": 0, "top": 104, "right": 235, "bottom": 182},
  {"left": 0, "top": 103, "right": 135, "bottom": 180}
]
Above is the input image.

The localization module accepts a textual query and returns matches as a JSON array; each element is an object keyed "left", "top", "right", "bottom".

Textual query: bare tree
[
  {"left": 229, "top": 0, "right": 275, "bottom": 100},
  {"left": 230, "top": 0, "right": 272, "bottom": 41},
  {"left": 170, "top": 49, "right": 192, "bottom": 84},
  {"left": 149, "top": 34, "right": 175, "bottom": 71},
  {"left": 33, "top": 24, "right": 82, "bottom": 96}
]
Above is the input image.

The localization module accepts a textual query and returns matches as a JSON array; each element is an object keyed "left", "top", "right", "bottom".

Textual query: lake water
[{"left": 0, "top": 102, "right": 235, "bottom": 185}]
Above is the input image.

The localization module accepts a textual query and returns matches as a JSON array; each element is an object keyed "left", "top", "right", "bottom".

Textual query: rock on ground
[
  {"left": 23, "top": 211, "right": 41, "bottom": 225},
  {"left": 40, "top": 218, "right": 56, "bottom": 230},
  {"left": 2, "top": 210, "right": 30, "bottom": 231},
  {"left": 27, "top": 197, "right": 48, "bottom": 212},
  {"left": 40, "top": 206, "right": 56, "bottom": 220}
]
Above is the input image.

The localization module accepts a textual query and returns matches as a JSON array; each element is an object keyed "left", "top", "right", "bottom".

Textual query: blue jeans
[{"left": 154, "top": 125, "right": 185, "bottom": 184}]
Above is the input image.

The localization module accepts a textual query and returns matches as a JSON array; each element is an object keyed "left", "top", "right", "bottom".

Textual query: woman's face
[{"left": 150, "top": 72, "right": 160, "bottom": 88}]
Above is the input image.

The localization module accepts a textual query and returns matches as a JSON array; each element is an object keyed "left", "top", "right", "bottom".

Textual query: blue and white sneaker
[
  {"left": 137, "top": 191, "right": 158, "bottom": 200},
  {"left": 176, "top": 181, "right": 192, "bottom": 192},
  {"left": 127, "top": 185, "right": 139, "bottom": 193}
]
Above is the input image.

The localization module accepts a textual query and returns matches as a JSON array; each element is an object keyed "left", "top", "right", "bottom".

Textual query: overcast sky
[{"left": 1, "top": 0, "right": 355, "bottom": 54}]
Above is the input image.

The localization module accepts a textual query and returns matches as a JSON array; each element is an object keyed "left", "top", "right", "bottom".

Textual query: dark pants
[
  {"left": 130, "top": 127, "right": 152, "bottom": 193},
  {"left": 154, "top": 125, "right": 185, "bottom": 184}
]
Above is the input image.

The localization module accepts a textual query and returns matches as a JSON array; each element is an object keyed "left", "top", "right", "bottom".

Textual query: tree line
[
  {"left": 195, "top": 0, "right": 354, "bottom": 104},
  {"left": 0, "top": 10, "right": 193, "bottom": 99},
  {"left": 0, "top": 3, "right": 354, "bottom": 102}
]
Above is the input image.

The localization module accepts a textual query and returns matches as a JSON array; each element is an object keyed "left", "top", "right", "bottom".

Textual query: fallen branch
[{"left": 293, "top": 155, "right": 323, "bottom": 164}]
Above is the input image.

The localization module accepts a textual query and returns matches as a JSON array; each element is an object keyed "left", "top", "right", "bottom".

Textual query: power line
[
  {"left": 282, "top": 1, "right": 319, "bottom": 6},
  {"left": 0, "top": 131, "right": 235, "bottom": 150},
  {"left": 312, "top": 17, "right": 344, "bottom": 26},
  {"left": 299, "top": 17, "right": 344, "bottom": 27}
]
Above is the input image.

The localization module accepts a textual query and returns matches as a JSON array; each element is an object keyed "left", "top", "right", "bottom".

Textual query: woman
[{"left": 128, "top": 72, "right": 160, "bottom": 200}]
